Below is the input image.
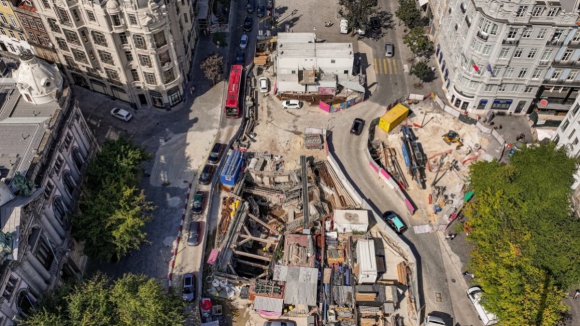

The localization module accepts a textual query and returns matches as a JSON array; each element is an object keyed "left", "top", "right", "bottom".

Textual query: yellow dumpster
[{"left": 378, "top": 104, "right": 409, "bottom": 133}]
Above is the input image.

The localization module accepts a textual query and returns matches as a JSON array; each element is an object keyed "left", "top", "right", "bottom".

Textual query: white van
[
  {"left": 467, "top": 286, "right": 499, "bottom": 325},
  {"left": 340, "top": 19, "right": 348, "bottom": 34}
]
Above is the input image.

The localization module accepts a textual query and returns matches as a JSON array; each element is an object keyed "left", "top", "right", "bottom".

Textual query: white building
[
  {"left": 0, "top": 52, "right": 97, "bottom": 323},
  {"left": 276, "top": 33, "right": 361, "bottom": 94},
  {"left": 429, "top": 0, "right": 580, "bottom": 123}
]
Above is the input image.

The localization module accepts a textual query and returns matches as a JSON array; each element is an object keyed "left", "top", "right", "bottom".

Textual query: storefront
[
  {"left": 490, "top": 99, "right": 512, "bottom": 110},
  {"left": 90, "top": 80, "right": 108, "bottom": 95},
  {"left": 149, "top": 90, "right": 164, "bottom": 108},
  {"left": 168, "top": 86, "right": 182, "bottom": 107}
]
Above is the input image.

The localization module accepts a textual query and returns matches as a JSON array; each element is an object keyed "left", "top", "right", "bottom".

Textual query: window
[
  {"left": 105, "top": 68, "right": 120, "bottom": 81},
  {"left": 0, "top": 28, "right": 4, "bottom": 35},
  {"left": 8, "top": 15, "right": 17, "bottom": 27},
  {"left": 552, "top": 69, "right": 563, "bottom": 79},
  {"left": 514, "top": 48, "right": 523, "bottom": 58},
  {"left": 92, "top": 31, "right": 107, "bottom": 46},
  {"left": 507, "top": 28, "right": 518, "bottom": 39},
  {"left": 86, "top": 67, "right": 99, "bottom": 77},
  {"left": 125, "top": 51, "right": 133, "bottom": 62},
  {"left": 138, "top": 54, "right": 152, "bottom": 67},
  {"left": 547, "top": 7, "right": 560, "bottom": 17},
  {"left": 80, "top": 30, "right": 88, "bottom": 43},
  {"left": 516, "top": 6, "right": 528, "bottom": 17},
  {"left": 3, "top": 275, "right": 18, "bottom": 302},
  {"left": 128, "top": 14, "right": 138, "bottom": 25},
  {"left": 72, "top": 49, "right": 87, "bottom": 63},
  {"left": 531, "top": 6, "right": 544, "bottom": 16},
  {"left": 119, "top": 32, "right": 128, "bottom": 44},
  {"left": 163, "top": 69, "right": 175, "bottom": 83},
  {"left": 18, "top": 15, "right": 29, "bottom": 27},
  {"left": 574, "top": 31, "right": 580, "bottom": 42},
  {"left": 158, "top": 51, "right": 171, "bottom": 65},
  {"left": 111, "top": 14, "right": 121, "bottom": 26},
  {"left": 8, "top": 30, "right": 14, "bottom": 38},
  {"left": 569, "top": 128, "right": 576, "bottom": 139},
  {"left": 482, "top": 45, "right": 492, "bottom": 55},
  {"left": 144, "top": 72, "right": 156, "bottom": 84},
  {"left": 0, "top": 13, "right": 7, "bottom": 24},
  {"left": 537, "top": 28, "right": 547, "bottom": 39},
  {"left": 518, "top": 68, "right": 528, "bottom": 78},
  {"left": 522, "top": 29, "right": 532, "bottom": 38},
  {"left": 86, "top": 10, "right": 96, "bottom": 22},
  {"left": 567, "top": 70, "right": 578, "bottom": 81},
  {"left": 64, "top": 29, "right": 80, "bottom": 44},
  {"left": 133, "top": 34, "right": 147, "bottom": 49},
  {"left": 98, "top": 50, "right": 114, "bottom": 64},
  {"left": 524, "top": 86, "right": 534, "bottom": 93},
  {"left": 88, "top": 50, "right": 95, "bottom": 61},
  {"left": 36, "top": 239, "right": 55, "bottom": 270},
  {"left": 36, "top": 20, "right": 44, "bottom": 30},
  {"left": 131, "top": 69, "right": 140, "bottom": 81},
  {"left": 505, "top": 67, "right": 515, "bottom": 77},
  {"left": 499, "top": 47, "right": 510, "bottom": 59},
  {"left": 528, "top": 48, "right": 538, "bottom": 59},
  {"left": 574, "top": 138, "right": 579, "bottom": 146},
  {"left": 154, "top": 31, "right": 167, "bottom": 48},
  {"left": 573, "top": 104, "right": 580, "bottom": 116},
  {"left": 478, "top": 18, "right": 498, "bottom": 35},
  {"left": 56, "top": 7, "right": 71, "bottom": 24},
  {"left": 47, "top": 18, "right": 60, "bottom": 33},
  {"left": 484, "top": 84, "right": 494, "bottom": 92},
  {"left": 72, "top": 9, "right": 81, "bottom": 22},
  {"left": 498, "top": 84, "right": 506, "bottom": 92},
  {"left": 41, "top": 0, "right": 50, "bottom": 8},
  {"left": 532, "top": 68, "right": 542, "bottom": 79},
  {"left": 541, "top": 49, "right": 553, "bottom": 61},
  {"left": 511, "top": 84, "right": 520, "bottom": 92},
  {"left": 18, "top": 33, "right": 24, "bottom": 40},
  {"left": 27, "top": 17, "right": 34, "bottom": 28},
  {"left": 561, "top": 49, "right": 573, "bottom": 61},
  {"left": 56, "top": 38, "right": 68, "bottom": 51}
]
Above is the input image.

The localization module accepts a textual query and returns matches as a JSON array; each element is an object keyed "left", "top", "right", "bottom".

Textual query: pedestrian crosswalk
[{"left": 374, "top": 58, "right": 400, "bottom": 75}]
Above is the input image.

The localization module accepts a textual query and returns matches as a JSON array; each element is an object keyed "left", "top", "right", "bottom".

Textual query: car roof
[{"left": 242, "top": 34, "right": 248, "bottom": 40}]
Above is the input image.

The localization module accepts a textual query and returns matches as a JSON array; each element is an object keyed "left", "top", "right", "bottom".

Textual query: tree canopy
[
  {"left": 339, "top": 0, "right": 380, "bottom": 32},
  {"left": 201, "top": 53, "right": 224, "bottom": 85},
  {"left": 465, "top": 143, "right": 580, "bottom": 325},
  {"left": 403, "top": 27, "right": 433, "bottom": 58},
  {"left": 73, "top": 137, "right": 153, "bottom": 262},
  {"left": 396, "top": 0, "right": 421, "bottom": 28},
  {"left": 411, "top": 60, "right": 431, "bottom": 84},
  {"left": 21, "top": 273, "right": 186, "bottom": 326}
]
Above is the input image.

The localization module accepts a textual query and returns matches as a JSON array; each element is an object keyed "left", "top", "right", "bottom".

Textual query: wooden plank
[
  {"left": 355, "top": 293, "right": 377, "bottom": 301},
  {"left": 236, "top": 259, "right": 269, "bottom": 269},
  {"left": 323, "top": 268, "right": 332, "bottom": 284},
  {"left": 233, "top": 250, "right": 272, "bottom": 261},
  {"left": 238, "top": 234, "right": 279, "bottom": 244},
  {"left": 397, "top": 262, "right": 407, "bottom": 285},
  {"left": 247, "top": 213, "right": 280, "bottom": 235}
]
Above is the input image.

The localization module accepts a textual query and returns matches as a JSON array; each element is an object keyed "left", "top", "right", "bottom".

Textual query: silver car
[
  {"left": 110, "top": 108, "right": 133, "bottom": 121},
  {"left": 281, "top": 100, "right": 302, "bottom": 109},
  {"left": 182, "top": 273, "right": 195, "bottom": 301},
  {"left": 385, "top": 43, "right": 394, "bottom": 57}
]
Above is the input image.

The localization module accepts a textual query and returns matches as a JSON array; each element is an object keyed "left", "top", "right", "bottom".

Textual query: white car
[
  {"left": 340, "top": 19, "right": 348, "bottom": 34},
  {"left": 282, "top": 100, "right": 302, "bottom": 109},
  {"left": 240, "top": 34, "right": 248, "bottom": 49},
  {"left": 110, "top": 108, "right": 133, "bottom": 121},
  {"left": 467, "top": 286, "right": 499, "bottom": 325},
  {"left": 357, "top": 28, "right": 366, "bottom": 35},
  {"left": 259, "top": 77, "right": 269, "bottom": 93},
  {"left": 425, "top": 314, "right": 446, "bottom": 326}
]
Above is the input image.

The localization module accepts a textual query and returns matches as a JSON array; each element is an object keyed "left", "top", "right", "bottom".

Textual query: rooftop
[{"left": 277, "top": 33, "right": 353, "bottom": 59}]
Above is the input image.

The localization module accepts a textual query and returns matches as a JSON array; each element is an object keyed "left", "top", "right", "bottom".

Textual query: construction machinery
[
  {"left": 442, "top": 130, "right": 463, "bottom": 150},
  {"left": 401, "top": 126, "right": 426, "bottom": 189}
]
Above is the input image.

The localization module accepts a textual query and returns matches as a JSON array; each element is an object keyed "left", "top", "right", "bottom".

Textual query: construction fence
[{"left": 318, "top": 93, "right": 365, "bottom": 113}]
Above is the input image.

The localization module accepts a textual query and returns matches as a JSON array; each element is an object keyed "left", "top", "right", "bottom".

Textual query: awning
[
  {"left": 337, "top": 80, "right": 365, "bottom": 93},
  {"left": 419, "top": 0, "right": 429, "bottom": 6}
]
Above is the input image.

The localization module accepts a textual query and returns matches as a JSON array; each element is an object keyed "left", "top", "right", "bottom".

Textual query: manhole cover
[
  {"left": 435, "top": 292, "right": 442, "bottom": 302},
  {"left": 451, "top": 278, "right": 456, "bottom": 283}
]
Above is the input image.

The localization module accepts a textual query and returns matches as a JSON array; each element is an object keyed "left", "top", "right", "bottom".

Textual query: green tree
[
  {"left": 21, "top": 273, "right": 186, "bottom": 326},
  {"left": 411, "top": 60, "right": 430, "bottom": 84},
  {"left": 403, "top": 27, "right": 433, "bottom": 59},
  {"left": 396, "top": 0, "right": 421, "bottom": 28},
  {"left": 338, "top": 0, "right": 380, "bottom": 33},
  {"left": 465, "top": 143, "right": 580, "bottom": 325},
  {"left": 73, "top": 137, "right": 153, "bottom": 262},
  {"left": 201, "top": 53, "right": 224, "bottom": 85}
]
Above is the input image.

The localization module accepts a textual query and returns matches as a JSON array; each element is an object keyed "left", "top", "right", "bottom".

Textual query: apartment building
[
  {"left": 0, "top": 0, "right": 31, "bottom": 55},
  {"left": 10, "top": 0, "right": 58, "bottom": 62},
  {"left": 429, "top": 0, "right": 580, "bottom": 122},
  {"left": 31, "top": 0, "right": 196, "bottom": 109},
  {"left": 0, "top": 52, "right": 97, "bottom": 324}
]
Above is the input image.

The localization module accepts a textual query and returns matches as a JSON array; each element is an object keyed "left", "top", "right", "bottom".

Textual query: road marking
[
  {"left": 393, "top": 59, "right": 398, "bottom": 74},
  {"left": 374, "top": 58, "right": 378, "bottom": 74},
  {"left": 383, "top": 58, "right": 387, "bottom": 74}
]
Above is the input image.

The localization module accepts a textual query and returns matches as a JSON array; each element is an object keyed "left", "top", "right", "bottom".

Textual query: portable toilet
[{"left": 378, "top": 104, "right": 409, "bottom": 133}]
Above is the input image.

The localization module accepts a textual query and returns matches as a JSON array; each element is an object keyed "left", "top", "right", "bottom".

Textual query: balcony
[
  {"left": 107, "top": 78, "right": 123, "bottom": 86},
  {"left": 552, "top": 59, "right": 580, "bottom": 68},
  {"left": 460, "top": 4, "right": 466, "bottom": 14},
  {"left": 538, "top": 60, "right": 551, "bottom": 66},
  {"left": 476, "top": 31, "right": 488, "bottom": 41},
  {"left": 546, "top": 40, "right": 564, "bottom": 46},
  {"left": 464, "top": 17, "right": 471, "bottom": 28},
  {"left": 568, "top": 41, "right": 580, "bottom": 49},
  {"left": 502, "top": 39, "right": 519, "bottom": 45}
]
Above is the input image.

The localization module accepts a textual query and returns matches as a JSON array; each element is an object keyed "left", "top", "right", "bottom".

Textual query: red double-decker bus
[{"left": 225, "top": 65, "right": 243, "bottom": 118}]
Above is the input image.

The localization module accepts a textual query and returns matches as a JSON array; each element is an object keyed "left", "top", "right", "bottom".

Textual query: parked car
[
  {"left": 350, "top": 118, "right": 365, "bottom": 135},
  {"left": 244, "top": 16, "right": 253, "bottom": 31},
  {"left": 246, "top": 0, "right": 254, "bottom": 13},
  {"left": 208, "top": 143, "right": 224, "bottom": 164},
  {"left": 263, "top": 321, "right": 297, "bottom": 326},
  {"left": 110, "top": 108, "right": 132, "bottom": 122},
  {"left": 282, "top": 100, "right": 302, "bottom": 109},
  {"left": 370, "top": 17, "right": 380, "bottom": 30},
  {"left": 340, "top": 19, "right": 348, "bottom": 34},
  {"left": 352, "top": 55, "right": 361, "bottom": 76},
  {"left": 382, "top": 211, "right": 407, "bottom": 234},
  {"left": 187, "top": 221, "right": 202, "bottom": 245},
  {"left": 385, "top": 43, "right": 394, "bottom": 57},
  {"left": 357, "top": 27, "right": 366, "bottom": 36},
  {"left": 257, "top": 4, "right": 265, "bottom": 17},
  {"left": 259, "top": 77, "right": 269, "bottom": 93},
  {"left": 266, "top": 0, "right": 273, "bottom": 10},
  {"left": 199, "top": 164, "right": 214, "bottom": 185},
  {"left": 236, "top": 51, "right": 245, "bottom": 64},
  {"left": 192, "top": 192, "right": 205, "bottom": 215},
  {"left": 426, "top": 314, "right": 447, "bottom": 326},
  {"left": 240, "top": 34, "right": 249, "bottom": 49},
  {"left": 467, "top": 286, "right": 499, "bottom": 325},
  {"left": 182, "top": 273, "right": 195, "bottom": 301}
]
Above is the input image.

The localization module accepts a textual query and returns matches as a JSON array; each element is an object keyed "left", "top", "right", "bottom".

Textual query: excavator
[{"left": 442, "top": 130, "right": 463, "bottom": 150}]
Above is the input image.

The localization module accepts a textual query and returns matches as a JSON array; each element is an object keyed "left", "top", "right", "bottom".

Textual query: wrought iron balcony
[
  {"left": 476, "top": 31, "right": 488, "bottom": 41},
  {"left": 502, "top": 39, "right": 519, "bottom": 45},
  {"left": 546, "top": 40, "right": 564, "bottom": 46}
]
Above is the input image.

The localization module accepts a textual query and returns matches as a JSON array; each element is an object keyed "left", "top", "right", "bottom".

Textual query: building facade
[
  {"left": 0, "top": 52, "right": 97, "bottom": 324},
  {"left": 33, "top": 0, "right": 196, "bottom": 109},
  {"left": 10, "top": 0, "right": 58, "bottom": 62},
  {"left": 430, "top": 0, "right": 580, "bottom": 121},
  {"left": 0, "top": 0, "right": 31, "bottom": 56}
]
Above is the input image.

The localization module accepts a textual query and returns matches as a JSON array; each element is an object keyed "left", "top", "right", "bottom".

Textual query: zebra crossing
[{"left": 374, "top": 58, "right": 400, "bottom": 75}]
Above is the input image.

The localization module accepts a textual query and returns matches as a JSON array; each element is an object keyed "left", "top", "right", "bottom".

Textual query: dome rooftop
[{"left": 13, "top": 52, "right": 63, "bottom": 105}]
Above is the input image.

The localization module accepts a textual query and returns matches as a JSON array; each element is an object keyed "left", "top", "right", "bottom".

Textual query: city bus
[{"left": 225, "top": 65, "right": 243, "bottom": 118}]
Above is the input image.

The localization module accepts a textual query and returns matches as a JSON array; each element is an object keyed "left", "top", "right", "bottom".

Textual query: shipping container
[{"left": 378, "top": 104, "right": 409, "bottom": 133}]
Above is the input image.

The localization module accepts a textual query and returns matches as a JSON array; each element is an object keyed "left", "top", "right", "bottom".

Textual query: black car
[
  {"left": 208, "top": 143, "right": 224, "bottom": 164},
  {"left": 244, "top": 16, "right": 253, "bottom": 31},
  {"left": 247, "top": 0, "right": 254, "bottom": 13},
  {"left": 370, "top": 17, "right": 380, "bottom": 30},
  {"left": 187, "top": 221, "right": 202, "bottom": 245},
  {"left": 192, "top": 192, "right": 205, "bottom": 215},
  {"left": 199, "top": 164, "right": 214, "bottom": 185},
  {"left": 350, "top": 118, "right": 365, "bottom": 135},
  {"left": 236, "top": 51, "right": 245, "bottom": 64},
  {"left": 382, "top": 211, "right": 408, "bottom": 234},
  {"left": 257, "top": 4, "right": 265, "bottom": 17}
]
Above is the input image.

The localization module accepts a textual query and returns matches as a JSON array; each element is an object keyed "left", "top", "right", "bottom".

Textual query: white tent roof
[{"left": 334, "top": 210, "right": 369, "bottom": 227}]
